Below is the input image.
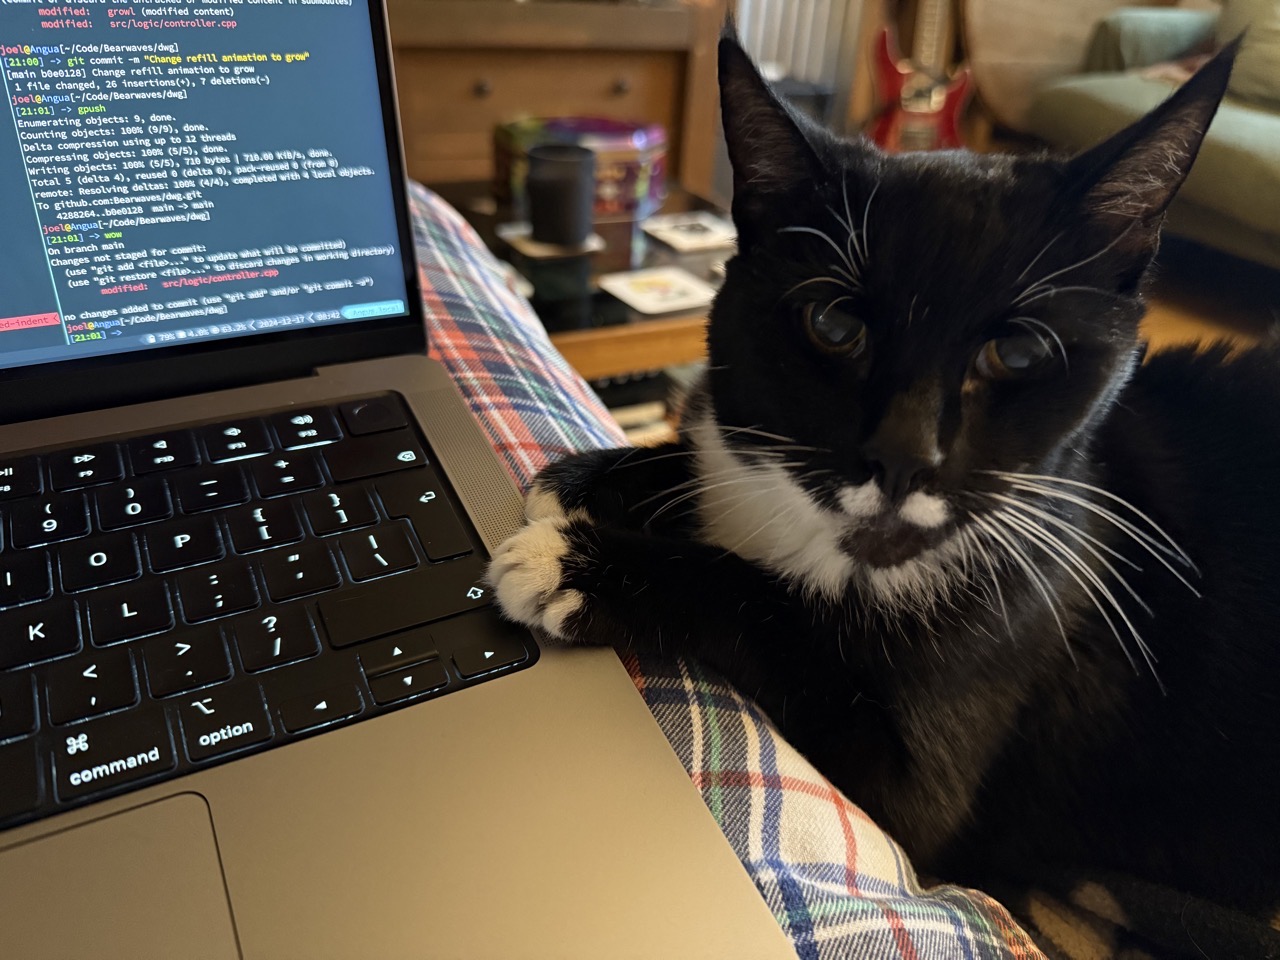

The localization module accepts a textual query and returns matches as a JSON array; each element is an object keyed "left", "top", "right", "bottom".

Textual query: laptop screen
[{"left": 0, "top": 0, "right": 411, "bottom": 373}]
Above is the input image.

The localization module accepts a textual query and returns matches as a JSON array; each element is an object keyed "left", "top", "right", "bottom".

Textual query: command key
[{"left": 53, "top": 707, "right": 176, "bottom": 801}]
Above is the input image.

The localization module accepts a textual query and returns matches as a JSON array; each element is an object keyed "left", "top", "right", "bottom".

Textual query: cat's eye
[
  {"left": 975, "top": 335, "right": 1055, "bottom": 380},
  {"left": 804, "top": 302, "right": 867, "bottom": 356}
]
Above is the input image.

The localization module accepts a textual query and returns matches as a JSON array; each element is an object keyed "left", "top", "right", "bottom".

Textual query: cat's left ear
[
  {"left": 1065, "top": 39, "right": 1238, "bottom": 265},
  {"left": 719, "top": 30, "right": 827, "bottom": 246}
]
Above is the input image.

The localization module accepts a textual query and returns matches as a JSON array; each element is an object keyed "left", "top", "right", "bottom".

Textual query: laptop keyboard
[{"left": 0, "top": 393, "right": 536, "bottom": 829}]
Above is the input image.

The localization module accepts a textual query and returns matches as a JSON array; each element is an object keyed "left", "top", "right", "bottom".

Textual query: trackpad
[{"left": 0, "top": 793, "right": 239, "bottom": 960}]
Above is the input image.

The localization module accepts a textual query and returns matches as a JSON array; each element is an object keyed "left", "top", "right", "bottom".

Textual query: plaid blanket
[{"left": 407, "top": 181, "right": 1045, "bottom": 960}]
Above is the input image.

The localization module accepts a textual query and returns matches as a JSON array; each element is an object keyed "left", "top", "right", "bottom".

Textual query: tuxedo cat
[{"left": 489, "top": 34, "right": 1278, "bottom": 922}]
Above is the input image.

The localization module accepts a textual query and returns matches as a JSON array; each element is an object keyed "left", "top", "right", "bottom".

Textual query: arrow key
[
  {"left": 358, "top": 625, "right": 438, "bottom": 678},
  {"left": 278, "top": 683, "right": 362, "bottom": 733},
  {"left": 368, "top": 661, "right": 449, "bottom": 705},
  {"left": 442, "top": 610, "right": 530, "bottom": 679}
]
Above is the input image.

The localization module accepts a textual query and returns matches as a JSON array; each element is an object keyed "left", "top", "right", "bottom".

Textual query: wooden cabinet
[{"left": 386, "top": 0, "right": 721, "bottom": 197}]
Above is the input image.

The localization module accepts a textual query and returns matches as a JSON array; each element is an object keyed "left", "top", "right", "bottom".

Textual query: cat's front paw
[
  {"left": 523, "top": 478, "right": 590, "bottom": 524},
  {"left": 488, "top": 518, "right": 591, "bottom": 640}
]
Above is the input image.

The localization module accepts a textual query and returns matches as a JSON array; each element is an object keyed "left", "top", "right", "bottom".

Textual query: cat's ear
[
  {"left": 1065, "top": 39, "right": 1238, "bottom": 264},
  {"left": 719, "top": 30, "right": 825, "bottom": 244}
]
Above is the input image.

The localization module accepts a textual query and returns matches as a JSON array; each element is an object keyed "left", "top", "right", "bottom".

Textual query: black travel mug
[{"left": 526, "top": 144, "right": 595, "bottom": 247}]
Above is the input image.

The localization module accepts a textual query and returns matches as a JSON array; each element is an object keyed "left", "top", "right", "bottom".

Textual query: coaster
[
  {"left": 496, "top": 222, "right": 606, "bottom": 259},
  {"left": 642, "top": 211, "right": 737, "bottom": 252},
  {"left": 597, "top": 266, "right": 718, "bottom": 315}
]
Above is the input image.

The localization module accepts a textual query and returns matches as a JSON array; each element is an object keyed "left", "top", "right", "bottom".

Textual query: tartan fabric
[{"left": 406, "top": 181, "right": 1045, "bottom": 960}]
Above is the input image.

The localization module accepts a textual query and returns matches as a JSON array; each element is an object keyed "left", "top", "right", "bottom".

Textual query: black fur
[{"left": 490, "top": 33, "right": 1280, "bottom": 943}]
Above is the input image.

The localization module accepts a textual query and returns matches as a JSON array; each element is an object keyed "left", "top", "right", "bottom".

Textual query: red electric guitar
[{"left": 868, "top": 0, "right": 972, "bottom": 152}]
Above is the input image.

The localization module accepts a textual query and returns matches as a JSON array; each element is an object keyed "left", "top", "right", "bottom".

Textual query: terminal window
[{"left": 0, "top": 0, "right": 408, "bottom": 371}]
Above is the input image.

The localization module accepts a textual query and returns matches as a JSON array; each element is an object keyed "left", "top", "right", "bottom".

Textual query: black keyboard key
[
  {"left": 278, "top": 683, "right": 362, "bottom": 733},
  {"left": 368, "top": 661, "right": 449, "bottom": 705},
  {"left": 319, "top": 555, "right": 490, "bottom": 648},
  {"left": 173, "top": 465, "right": 250, "bottom": 514},
  {"left": 95, "top": 478, "right": 172, "bottom": 531},
  {"left": 0, "top": 601, "right": 80, "bottom": 669},
  {"left": 0, "top": 458, "right": 41, "bottom": 500},
  {"left": 180, "top": 684, "right": 272, "bottom": 761},
  {"left": 338, "top": 524, "right": 417, "bottom": 581},
  {"left": 303, "top": 485, "right": 377, "bottom": 536},
  {"left": 358, "top": 626, "right": 438, "bottom": 678},
  {"left": 269, "top": 408, "right": 342, "bottom": 449},
  {"left": 227, "top": 501, "right": 303, "bottom": 554},
  {"left": 11, "top": 493, "right": 90, "bottom": 547},
  {"left": 0, "top": 741, "right": 41, "bottom": 821},
  {"left": 339, "top": 396, "right": 407, "bottom": 435},
  {"left": 53, "top": 706, "right": 175, "bottom": 801},
  {"left": 442, "top": 611, "right": 530, "bottom": 678},
  {"left": 88, "top": 580, "right": 174, "bottom": 646},
  {"left": 147, "top": 515, "right": 225, "bottom": 572},
  {"left": 322, "top": 430, "right": 425, "bottom": 483},
  {"left": 128, "top": 431, "right": 200, "bottom": 474},
  {"left": 177, "top": 560, "right": 260, "bottom": 622},
  {"left": 200, "top": 419, "right": 272, "bottom": 462},
  {"left": 47, "top": 648, "right": 136, "bottom": 724},
  {"left": 143, "top": 627, "right": 231, "bottom": 698},
  {"left": 377, "top": 469, "right": 473, "bottom": 560},
  {"left": 0, "top": 551, "right": 52, "bottom": 608},
  {"left": 49, "top": 443, "right": 124, "bottom": 491},
  {"left": 59, "top": 533, "right": 142, "bottom": 592},
  {"left": 250, "top": 452, "right": 323, "bottom": 499},
  {"left": 234, "top": 607, "right": 320, "bottom": 673},
  {"left": 0, "top": 673, "right": 37, "bottom": 741},
  {"left": 260, "top": 544, "right": 340, "bottom": 602}
]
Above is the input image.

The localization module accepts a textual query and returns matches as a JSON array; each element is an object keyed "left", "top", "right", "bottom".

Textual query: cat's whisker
[
  {"left": 606, "top": 448, "right": 703, "bottom": 470},
  {"left": 996, "top": 508, "right": 1161, "bottom": 687},
  {"left": 782, "top": 275, "right": 855, "bottom": 300},
  {"left": 988, "top": 496, "right": 1141, "bottom": 578},
  {"left": 634, "top": 465, "right": 773, "bottom": 513},
  {"left": 1013, "top": 229, "right": 1064, "bottom": 287},
  {"left": 991, "top": 471, "right": 1197, "bottom": 568},
  {"left": 643, "top": 477, "right": 760, "bottom": 525},
  {"left": 776, "top": 225, "right": 859, "bottom": 282},
  {"left": 1001, "top": 480, "right": 1202, "bottom": 597},
  {"left": 996, "top": 506, "right": 1155, "bottom": 637},
  {"left": 857, "top": 181, "right": 879, "bottom": 271},
  {"left": 1012, "top": 223, "right": 1134, "bottom": 305},
  {"left": 969, "top": 513, "right": 1073, "bottom": 662},
  {"left": 962, "top": 524, "right": 1010, "bottom": 630},
  {"left": 1015, "top": 284, "right": 1117, "bottom": 307},
  {"left": 834, "top": 176, "right": 860, "bottom": 271},
  {"left": 1010, "top": 317, "right": 1070, "bottom": 372}
]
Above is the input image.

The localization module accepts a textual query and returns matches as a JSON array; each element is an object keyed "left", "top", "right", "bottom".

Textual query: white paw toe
[{"left": 489, "top": 519, "right": 585, "bottom": 639}]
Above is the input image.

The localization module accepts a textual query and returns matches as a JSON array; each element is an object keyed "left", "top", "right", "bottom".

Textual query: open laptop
[{"left": 0, "top": 3, "right": 795, "bottom": 956}]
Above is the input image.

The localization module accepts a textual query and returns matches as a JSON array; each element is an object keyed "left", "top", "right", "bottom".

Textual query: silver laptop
[{"left": 0, "top": 4, "right": 793, "bottom": 956}]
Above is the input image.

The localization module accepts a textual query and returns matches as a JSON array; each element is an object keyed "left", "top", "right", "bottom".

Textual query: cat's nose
[{"left": 865, "top": 453, "right": 937, "bottom": 503}]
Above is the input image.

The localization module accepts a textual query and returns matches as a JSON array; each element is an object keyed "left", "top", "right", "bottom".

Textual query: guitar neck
[{"left": 913, "top": 0, "right": 954, "bottom": 76}]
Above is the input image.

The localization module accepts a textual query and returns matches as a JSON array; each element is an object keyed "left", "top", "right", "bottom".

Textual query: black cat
[{"left": 489, "top": 33, "right": 1279, "bottom": 935}]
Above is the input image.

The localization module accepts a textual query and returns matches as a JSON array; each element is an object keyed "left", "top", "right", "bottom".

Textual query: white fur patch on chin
[
  {"left": 488, "top": 518, "right": 584, "bottom": 639},
  {"left": 861, "top": 533, "right": 969, "bottom": 612},
  {"left": 899, "top": 491, "right": 950, "bottom": 529},
  {"left": 689, "top": 414, "right": 854, "bottom": 600}
]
